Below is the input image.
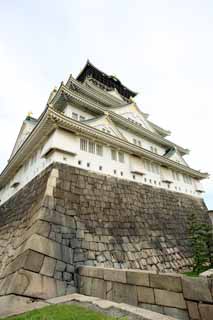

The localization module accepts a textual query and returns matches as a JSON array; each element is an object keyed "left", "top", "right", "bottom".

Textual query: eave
[
  {"left": 47, "top": 109, "right": 208, "bottom": 179},
  {"left": 0, "top": 107, "right": 207, "bottom": 189},
  {"left": 147, "top": 120, "right": 171, "bottom": 137},
  {"left": 76, "top": 60, "right": 137, "bottom": 99},
  {"left": 66, "top": 75, "right": 124, "bottom": 107},
  {"left": 52, "top": 84, "right": 189, "bottom": 155}
]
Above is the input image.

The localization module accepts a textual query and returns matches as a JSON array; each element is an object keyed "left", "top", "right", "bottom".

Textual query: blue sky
[{"left": 0, "top": 0, "right": 212, "bottom": 208}]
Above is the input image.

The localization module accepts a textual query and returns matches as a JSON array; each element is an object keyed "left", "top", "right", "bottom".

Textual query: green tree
[{"left": 189, "top": 213, "right": 213, "bottom": 274}]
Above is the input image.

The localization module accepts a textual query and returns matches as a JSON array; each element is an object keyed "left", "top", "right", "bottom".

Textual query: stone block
[
  {"left": 104, "top": 268, "right": 126, "bottom": 283},
  {"left": 24, "top": 250, "right": 44, "bottom": 273},
  {"left": 63, "top": 272, "right": 72, "bottom": 281},
  {"left": 6, "top": 269, "right": 58, "bottom": 299},
  {"left": 182, "top": 276, "right": 212, "bottom": 303},
  {"left": 154, "top": 289, "right": 186, "bottom": 309},
  {"left": 54, "top": 271, "right": 62, "bottom": 280},
  {"left": 66, "top": 264, "right": 74, "bottom": 273},
  {"left": 56, "top": 260, "right": 66, "bottom": 272},
  {"left": 137, "top": 286, "right": 155, "bottom": 304},
  {"left": 37, "top": 209, "right": 76, "bottom": 229},
  {"left": 199, "top": 303, "right": 213, "bottom": 320},
  {"left": 40, "top": 256, "right": 56, "bottom": 277},
  {"left": 139, "top": 303, "right": 164, "bottom": 314},
  {"left": 126, "top": 270, "right": 150, "bottom": 286},
  {"left": 79, "top": 276, "right": 106, "bottom": 299},
  {"left": 1, "top": 251, "right": 29, "bottom": 277},
  {"left": 0, "top": 273, "right": 16, "bottom": 296},
  {"left": 18, "top": 234, "right": 73, "bottom": 264},
  {"left": 187, "top": 301, "right": 200, "bottom": 320},
  {"left": 14, "top": 220, "right": 51, "bottom": 248},
  {"left": 110, "top": 282, "right": 138, "bottom": 306},
  {"left": 200, "top": 269, "right": 213, "bottom": 278},
  {"left": 78, "top": 266, "right": 104, "bottom": 279},
  {"left": 150, "top": 273, "right": 182, "bottom": 292},
  {"left": 66, "top": 285, "right": 77, "bottom": 294},
  {"left": 164, "top": 307, "right": 189, "bottom": 320},
  {"left": 56, "top": 280, "right": 67, "bottom": 296}
]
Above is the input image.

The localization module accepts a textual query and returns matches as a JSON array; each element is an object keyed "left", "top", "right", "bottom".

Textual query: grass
[{"left": 3, "top": 304, "right": 127, "bottom": 320}]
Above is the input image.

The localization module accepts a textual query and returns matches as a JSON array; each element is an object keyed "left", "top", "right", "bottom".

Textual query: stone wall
[
  {"left": 0, "top": 162, "right": 211, "bottom": 299},
  {"left": 78, "top": 266, "right": 213, "bottom": 320}
]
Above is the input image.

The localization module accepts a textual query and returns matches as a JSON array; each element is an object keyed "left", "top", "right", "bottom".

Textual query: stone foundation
[
  {"left": 0, "top": 162, "right": 211, "bottom": 299},
  {"left": 77, "top": 266, "right": 213, "bottom": 320}
]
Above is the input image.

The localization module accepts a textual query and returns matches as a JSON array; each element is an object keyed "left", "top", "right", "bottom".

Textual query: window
[
  {"left": 87, "top": 163, "right": 90, "bottom": 167},
  {"left": 133, "top": 175, "right": 135, "bottom": 180},
  {"left": 89, "top": 141, "right": 95, "bottom": 154},
  {"left": 111, "top": 149, "right": 117, "bottom": 161},
  {"left": 72, "top": 112, "right": 78, "bottom": 120},
  {"left": 80, "top": 115, "right": 85, "bottom": 121},
  {"left": 173, "top": 171, "right": 180, "bottom": 181},
  {"left": 118, "top": 151, "right": 124, "bottom": 163},
  {"left": 114, "top": 169, "right": 116, "bottom": 174},
  {"left": 133, "top": 138, "right": 142, "bottom": 147},
  {"left": 96, "top": 144, "right": 103, "bottom": 156},
  {"left": 99, "top": 166, "right": 102, "bottom": 171},
  {"left": 120, "top": 171, "right": 123, "bottom": 176},
  {"left": 78, "top": 160, "right": 82, "bottom": 165},
  {"left": 80, "top": 138, "right": 87, "bottom": 151},
  {"left": 150, "top": 146, "right": 158, "bottom": 154}
]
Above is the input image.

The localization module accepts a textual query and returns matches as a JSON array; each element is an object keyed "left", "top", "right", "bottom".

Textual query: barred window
[
  {"left": 80, "top": 115, "right": 85, "bottom": 121},
  {"left": 72, "top": 112, "right": 78, "bottom": 120},
  {"left": 144, "top": 160, "right": 151, "bottom": 171},
  {"left": 88, "top": 141, "right": 95, "bottom": 153},
  {"left": 80, "top": 138, "right": 87, "bottom": 151},
  {"left": 96, "top": 144, "right": 103, "bottom": 156},
  {"left": 133, "top": 138, "right": 137, "bottom": 145},
  {"left": 111, "top": 149, "right": 117, "bottom": 161},
  {"left": 118, "top": 151, "right": 124, "bottom": 163}
]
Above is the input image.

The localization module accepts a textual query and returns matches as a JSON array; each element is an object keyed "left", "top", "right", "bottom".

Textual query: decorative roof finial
[{"left": 27, "top": 111, "right": 33, "bottom": 117}]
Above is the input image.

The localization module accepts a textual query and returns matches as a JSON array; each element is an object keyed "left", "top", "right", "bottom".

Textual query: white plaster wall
[
  {"left": 118, "top": 127, "right": 166, "bottom": 156},
  {"left": 0, "top": 129, "right": 203, "bottom": 205},
  {"left": 0, "top": 147, "right": 53, "bottom": 204},
  {"left": 112, "top": 104, "right": 155, "bottom": 133},
  {"left": 41, "top": 129, "right": 79, "bottom": 156},
  {"left": 64, "top": 104, "right": 93, "bottom": 120}
]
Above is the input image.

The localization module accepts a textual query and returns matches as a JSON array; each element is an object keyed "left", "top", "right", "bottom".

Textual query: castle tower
[{"left": 0, "top": 61, "right": 210, "bottom": 299}]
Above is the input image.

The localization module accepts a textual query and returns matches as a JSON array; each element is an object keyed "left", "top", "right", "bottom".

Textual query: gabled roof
[
  {"left": 164, "top": 147, "right": 189, "bottom": 167},
  {"left": 83, "top": 114, "right": 127, "bottom": 140},
  {"left": 77, "top": 60, "right": 137, "bottom": 100},
  {"left": 9, "top": 116, "right": 38, "bottom": 160},
  {"left": 51, "top": 83, "right": 190, "bottom": 155}
]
